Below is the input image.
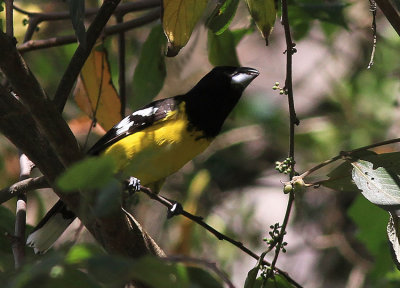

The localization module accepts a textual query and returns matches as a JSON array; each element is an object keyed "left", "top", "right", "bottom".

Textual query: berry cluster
[
  {"left": 263, "top": 223, "right": 288, "bottom": 253},
  {"left": 275, "top": 157, "right": 295, "bottom": 174}
]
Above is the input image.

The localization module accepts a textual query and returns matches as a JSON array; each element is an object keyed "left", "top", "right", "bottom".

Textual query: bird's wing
[{"left": 87, "top": 97, "right": 182, "bottom": 155}]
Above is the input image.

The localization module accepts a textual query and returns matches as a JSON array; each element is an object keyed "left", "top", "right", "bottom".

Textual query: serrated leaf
[
  {"left": 69, "top": 0, "right": 86, "bottom": 48},
  {"left": 351, "top": 159, "right": 400, "bottom": 209},
  {"left": 245, "top": 0, "right": 277, "bottom": 45},
  {"left": 132, "top": 24, "right": 166, "bottom": 110},
  {"left": 207, "top": 0, "right": 240, "bottom": 35},
  {"left": 387, "top": 213, "right": 400, "bottom": 270},
  {"left": 56, "top": 156, "right": 116, "bottom": 192},
  {"left": 74, "top": 45, "right": 121, "bottom": 130},
  {"left": 208, "top": 29, "right": 240, "bottom": 66},
  {"left": 162, "top": 0, "right": 209, "bottom": 56}
]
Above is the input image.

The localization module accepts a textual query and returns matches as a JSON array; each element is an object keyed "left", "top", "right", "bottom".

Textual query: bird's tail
[{"left": 26, "top": 200, "right": 76, "bottom": 254}]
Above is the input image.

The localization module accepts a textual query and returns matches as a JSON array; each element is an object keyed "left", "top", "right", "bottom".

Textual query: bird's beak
[{"left": 231, "top": 67, "right": 259, "bottom": 88}]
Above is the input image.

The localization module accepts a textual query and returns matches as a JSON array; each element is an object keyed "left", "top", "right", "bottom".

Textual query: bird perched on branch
[{"left": 27, "top": 66, "right": 259, "bottom": 254}]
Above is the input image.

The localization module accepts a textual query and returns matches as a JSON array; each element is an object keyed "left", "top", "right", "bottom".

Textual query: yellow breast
[{"left": 102, "top": 102, "right": 211, "bottom": 186}]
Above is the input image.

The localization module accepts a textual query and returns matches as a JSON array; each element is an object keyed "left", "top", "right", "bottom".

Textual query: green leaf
[
  {"left": 132, "top": 24, "right": 166, "bottom": 109},
  {"left": 208, "top": 29, "right": 240, "bottom": 67},
  {"left": 207, "top": 0, "right": 240, "bottom": 35},
  {"left": 65, "top": 244, "right": 104, "bottom": 265},
  {"left": 245, "top": 0, "right": 277, "bottom": 45},
  {"left": 244, "top": 266, "right": 259, "bottom": 288},
  {"left": 69, "top": 0, "right": 86, "bottom": 48},
  {"left": 263, "top": 274, "right": 293, "bottom": 287},
  {"left": 56, "top": 155, "right": 116, "bottom": 191},
  {"left": 321, "top": 150, "right": 376, "bottom": 192},
  {"left": 232, "top": 27, "right": 255, "bottom": 46},
  {"left": 348, "top": 195, "right": 393, "bottom": 277},
  {"left": 299, "top": 2, "right": 350, "bottom": 28},
  {"left": 351, "top": 159, "right": 400, "bottom": 209},
  {"left": 162, "top": 0, "right": 209, "bottom": 56},
  {"left": 186, "top": 266, "right": 223, "bottom": 288}
]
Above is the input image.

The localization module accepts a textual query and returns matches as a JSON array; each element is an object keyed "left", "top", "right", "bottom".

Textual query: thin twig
[
  {"left": 138, "top": 186, "right": 302, "bottom": 288},
  {"left": 12, "top": 154, "right": 33, "bottom": 269},
  {"left": 15, "top": 0, "right": 160, "bottom": 44},
  {"left": 17, "top": 9, "right": 161, "bottom": 52},
  {"left": 367, "top": 0, "right": 377, "bottom": 69},
  {"left": 0, "top": 176, "right": 49, "bottom": 204},
  {"left": 53, "top": 0, "right": 122, "bottom": 112},
  {"left": 298, "top": 137, "right": 400, "bottom": 179},
  {"left": 116, "top": 14, "right": 126, "bottom": 118},
  {"left": 14, "top": 0, "right": 160, "bottom": 20},
  {"left": 268, "top": 0, "right": 298, "bottom": 275}
]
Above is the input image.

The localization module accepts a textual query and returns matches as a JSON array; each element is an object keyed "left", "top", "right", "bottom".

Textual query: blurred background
[{"left": 1, "top": 0, "right": 400, "bottom": 287}]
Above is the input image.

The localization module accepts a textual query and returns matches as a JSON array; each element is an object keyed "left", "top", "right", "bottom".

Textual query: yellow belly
[{"left": 102, "top": 105, "right": 210, "bottom": 186}]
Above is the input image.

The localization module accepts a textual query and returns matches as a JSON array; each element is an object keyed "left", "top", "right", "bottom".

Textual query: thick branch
[{"left": 0, "top": 31, "right": 82, "bottom": 168}]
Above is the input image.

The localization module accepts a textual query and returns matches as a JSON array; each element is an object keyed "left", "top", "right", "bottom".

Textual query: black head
[{"left": 184, "top": 66, "right": 259, "bottom": 138}]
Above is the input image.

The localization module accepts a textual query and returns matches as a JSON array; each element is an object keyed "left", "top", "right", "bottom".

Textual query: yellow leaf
[
  {"left": 245, "top": 0, "right": 277, "bottom": 45},
  {"left": 162, "top": 0, "right": 209, "bottom": 56},
  {"left": 74, "top": 46, "right": 122, "bottom": 131}
]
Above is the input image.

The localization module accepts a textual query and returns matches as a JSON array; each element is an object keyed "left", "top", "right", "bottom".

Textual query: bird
[{"left": 26, "top": 66, "right": 259, "bottom": 254}]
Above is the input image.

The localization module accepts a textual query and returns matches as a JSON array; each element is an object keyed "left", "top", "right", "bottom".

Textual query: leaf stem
[{"left": 299, "top": 137, "right": 400, "bottom": 179}]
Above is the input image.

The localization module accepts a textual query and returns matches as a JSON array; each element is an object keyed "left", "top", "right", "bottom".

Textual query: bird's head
[{"left": 185, "top": 66, "right": 259, "bottom": 138}]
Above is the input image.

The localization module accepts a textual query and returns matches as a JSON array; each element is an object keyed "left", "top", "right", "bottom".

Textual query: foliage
[{"left": 1, "top": 0, "right": 400, "bottom": 287}]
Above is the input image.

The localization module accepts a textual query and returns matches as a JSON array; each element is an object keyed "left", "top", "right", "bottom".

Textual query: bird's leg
[{"left": 125, "top": 176, "right": 141, "bottom": 194}]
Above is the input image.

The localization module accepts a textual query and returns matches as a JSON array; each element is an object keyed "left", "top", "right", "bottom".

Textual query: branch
[
  {"left": 17, "top": 9, "right": 161, "bottom": 52},
  {"left": 298, "top": 137, "right": 400, "bottom": 179},
  {"left": 139, "top": 186, "right": 302, "bottom": 287},
  {"left": 0, "top": 31, "right": 82, "bottom": 168},
  {"left": 12, "top": 154, "right": 33, "bottom": 269},
  {"left": 0, "top": 176, "right": 48, "bottom": 205},
  {"left": 116, "top": 14, "right": 126, "bottom": 118},
  {"left": 53, "top": 0, "right": 122, "bottom": 112},
  {"left": 14, "top": 0, "right": 160, "bottom": 43},
  {"left": 268, "top": 0, "right": 299, "bottom": 275},
  {"left": 5, "top": 0, "right": 14, "bottom": 37},
  {"left": 375, "top": 0, "right": 400, "bottom": 37}
]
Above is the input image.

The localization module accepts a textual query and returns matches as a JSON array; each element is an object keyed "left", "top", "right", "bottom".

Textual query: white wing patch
[
  {"left": 115, "top": 107, "right": 159, "bottom": 135},
  {"left": 132, "top": 106, "right": 159, "bottom": 117}
]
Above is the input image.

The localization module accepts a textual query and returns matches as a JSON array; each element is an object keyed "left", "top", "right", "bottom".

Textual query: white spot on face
[{"left": 231, "top": 73, "right": 253, "bottom": 85}]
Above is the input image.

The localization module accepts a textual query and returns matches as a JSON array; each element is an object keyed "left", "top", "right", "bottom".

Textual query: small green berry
[{"left": 283, "top": 184, "right": 292, "bottom": 194}]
